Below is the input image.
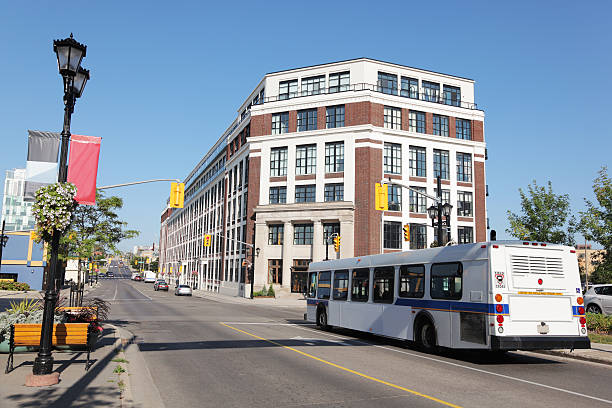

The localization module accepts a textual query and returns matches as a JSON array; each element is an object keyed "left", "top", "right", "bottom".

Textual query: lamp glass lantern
[
  {"left": 53, "top": 35, "right": 87, "bottom": 76},
  {"left": 72, "top": 67, "right": 90, "bottom": 98},
  {"left": 427, "top": 205, "right": 438, "bottom": 220},
  {"left": 442, "top": 203, "right": 453, "bottom": 217}
]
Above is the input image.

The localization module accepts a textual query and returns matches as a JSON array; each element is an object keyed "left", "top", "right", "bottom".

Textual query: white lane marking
[
  {"left": 221, "top": 322, "right": 316, "bottom": 326},
  {"left": 128, "top": 283, "right": 153, "bottom": 300},
  {"left": 112, "top": 281, "right": 118, "bottom": 301},
  {"left": 246, "top": 322, "right": 612, "bottom": 405}
]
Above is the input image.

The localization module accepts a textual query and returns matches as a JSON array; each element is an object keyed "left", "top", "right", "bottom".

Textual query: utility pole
[
  {"left": 584, "top": 240, "right": 589, "bottom": 291},
  {"left": 0, "top": 221, "right": 8, "bottom": 273}
]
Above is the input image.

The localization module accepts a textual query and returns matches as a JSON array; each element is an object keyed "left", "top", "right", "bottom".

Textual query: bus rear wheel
[
  {"left": 416, "top": 319, "right": 436, "bottom": 352},
  {"left": 317, "top": 308, "right": 330, "bottom": 331}
]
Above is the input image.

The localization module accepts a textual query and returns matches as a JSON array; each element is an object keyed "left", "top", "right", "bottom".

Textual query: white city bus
[{"left": 306, "top": 241, "right": 590, "bottom": 351}]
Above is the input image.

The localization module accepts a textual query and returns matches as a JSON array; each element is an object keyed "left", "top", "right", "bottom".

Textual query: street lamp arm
[
  {"left": 379, "top": 178, "right": 441, "bottom": 203},
  {"left": 97, "top": 178, "right": 182, "bottom": 190}
]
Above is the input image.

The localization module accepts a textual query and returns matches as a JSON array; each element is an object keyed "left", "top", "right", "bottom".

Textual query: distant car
[
  {"left": 134, "top": 275, "right": 143, "bottom": 282},
  {"left": 154, "top": 281, "right": 169, "bottom": 291},
  {"left": 584, "top": 284, "right": 612, "bottom": 315},
  {"left": 174, "top": 285, "right": 192, "bottom": 296},
  {"left": 107, "top": 272, "right": 114, "bottom": 278}
]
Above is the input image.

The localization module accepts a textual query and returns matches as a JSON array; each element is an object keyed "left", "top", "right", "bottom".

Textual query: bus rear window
[
  {"left": 351, "top": 268, "right": 369, "bottom": 302},
  {"left": 430, "top": 262, "right": 462, "bottom": 300},
  {"left": 333, "top": 270, "right": 349, "bottom": 301},
  {"left": 373, "top": 266, "right": 394, "bottom": 303},
  {"left": 317, "top": 271, "right": 331, "bottom": 299},
  {"left": 399, "top": 265, "right": 425, "bottom": 298}
]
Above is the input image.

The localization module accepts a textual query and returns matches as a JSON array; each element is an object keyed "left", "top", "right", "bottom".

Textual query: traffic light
[
  {"left": 333, "top": 235, "right": 341, "bottom": 252},
  {"left": 204, "top": 234, "right": 212, "bottom": 247},
  {"left": 403, "top": 224, "right": 410, "bottom": 241},
  {"left": 170, "top": 182, "right": 185, "bottom": 208},
  {"left": 375, "top": 183, "right": 388, "bottom": 211}
]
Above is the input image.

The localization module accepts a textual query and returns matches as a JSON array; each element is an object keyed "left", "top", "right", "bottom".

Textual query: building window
[
  {"left": 294, "top": 224, "right": 314, "bottom": 245},
  {"left": 384, "top": 221, "right": 402, "bottom": 249},
  {"left": 324, "top": 183, "right": 344, "bottom": 202},
  {"left": 456, "top": 152, "right": 472, "bottom": 182},
  {"left": 279, "top": 79, "right": 297, "bottom": 100},
  {"left": 295, "top": 185, "right": 316, "bottom": 203},
  {"left": 268, "top": 224, "right": 284, "bottom": 245},
  {"left": 409, "top": 111, "right": 425, "bottom": 133},
  {"left": 456, "top": 119, "right": 471, "bottom": 140},
  {"left": 272, "top": 112, "right": 289, "bottom": 135},
  {"left": 269, "top": 186, "right": 287, "bottom": 204},
  {"left": 433, "top": 149, "right": 449, "bottom": 180},
  {"left": 409, "top": 186, "right": 427, "bottom": 213},
  {"left": 296, "top": 144, "right": 316, "bottom": 175},
  {"left": 301, "top": 75, "right": 325, "bottom": 96},
  {"left": 378, "top": 72, "right": 398, "bottom": 95},
  {"left": 268, "top": 259, "right": 283, "bottom": 284},
  {"left": 409, "top": 224, "right": 427, "bottom": 249},
  {"left": 457, "top": 191, "right": 473, "bottom": 217},
  {"left": 401, "top": 76, "right": 418, "bottom": 99},
  {"left": 323, "top": 223, "right": 340, "bottom": 243},
  {"left": 326, "top": 105, "right": 345, "bottom": 128},
  {"left": 384, "top": 143, "right": 402, "bottom": 174},
  {"left": 325, "top": 142, "right": 344, "bottom": 173},
  {"left": 388, "top": 184, "right": 401, "bottom": 211},
  {"left": 443, "top": 85, "right": 461, "bottom": 107},
  {"left": 329, "top": 71, "right": 350, "bottom": 93},
  {"left": 433, "top": 114, "right": 449, "bottom": 137},
  {"left": 458, "top": 227, "right": 474, "bottom": 244},
  {"left": 430, "top": 262, "right": 462, "bottom": 300},
  {"left": 384, "top": 106, "right": 401, "bottom": 130},
  {"left": 422, "top": 81, "right": 440, "bottom": 102},
  {"left": 270, "top": 147, "right": 288, "bottom": 177},
  {"left": 297, "top": 109, "right": 317, "bottom": 131},
  {"left": 434, "top": 188, "right": 450, "bottom": 205},
  {"left": 409, "top": 146, "right": 426, "bottom": 177}
]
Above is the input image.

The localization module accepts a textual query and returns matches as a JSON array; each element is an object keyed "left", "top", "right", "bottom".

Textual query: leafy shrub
[
  {"left": 0, "top": 281, "right": 31, "bottom": 291},
  {"left": 586, "top": 313, "right": 612, "bottom": 334},
  {"left": 267, "top": 285, "right": 275, "bottom": 297},
  {"left": 8, "top": 298, "right": 41, "bottom": 314}
]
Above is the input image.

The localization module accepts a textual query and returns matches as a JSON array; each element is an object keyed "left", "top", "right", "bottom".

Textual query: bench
[{"left": 5, "top": 323, "right": 95, "bottom": 374}]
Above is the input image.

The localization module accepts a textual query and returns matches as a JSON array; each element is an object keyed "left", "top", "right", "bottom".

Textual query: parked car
[
  {"left": 134, "top": 275, "right": 143, "bottom": 282},
  {"left": 175, "top": 285, "right": 192, "bottom": 296},
  {"left": 143, "top": 271, "right": 157, "bottom": 283},
  {"left": 584, "top": 284, "right": 612, "bottom": 315},
  {"left": 154, "top": 281, "right": 169, "bottom": 291}
]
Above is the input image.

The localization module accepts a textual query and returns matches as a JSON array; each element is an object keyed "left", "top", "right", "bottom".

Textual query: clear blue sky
[{"left": 1, "top": 1, "right": 610, "bottom": 251}]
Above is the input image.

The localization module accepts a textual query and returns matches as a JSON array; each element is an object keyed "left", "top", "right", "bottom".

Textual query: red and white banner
[{"left": 67, "top": 134, "right": 101, "bottom": 205}]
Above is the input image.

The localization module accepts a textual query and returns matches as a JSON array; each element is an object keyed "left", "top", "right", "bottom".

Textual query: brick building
[{"left": 158, "top": 58, "right": 488, "bottom": 298}]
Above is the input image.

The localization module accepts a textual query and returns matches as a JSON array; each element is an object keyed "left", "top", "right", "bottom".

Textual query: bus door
[
  {"left": 306, "top": 272, "right": 318, "bottom": 322},
  {"left": 429, "top": 262, "right": 463, "bottom": 349}
]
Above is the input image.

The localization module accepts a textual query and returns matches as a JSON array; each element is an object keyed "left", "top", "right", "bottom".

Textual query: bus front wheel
[
  {"left": 317, "top": 308, "right": 330, "bottom": 331},
  {"left": 416, "top": 319, "right": 437, "bottom": 352}
]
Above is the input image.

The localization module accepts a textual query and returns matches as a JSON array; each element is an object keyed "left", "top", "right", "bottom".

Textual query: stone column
[
  {"left": 254, "top": 221, "right": 268, "bottom": 289},
  {"left": 312, "top": 220, "right": 323, "bottom": 262},
  {"left": 282, "top": 222, "right": 293, "bottom": 289}
]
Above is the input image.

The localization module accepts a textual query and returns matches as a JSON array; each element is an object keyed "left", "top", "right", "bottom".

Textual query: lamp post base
[
  {"left": 25, "top": 372, "right": 60, "bottom": 387},
  {"left": 32, "top": 355, "right": 54, "bottom": 375}
]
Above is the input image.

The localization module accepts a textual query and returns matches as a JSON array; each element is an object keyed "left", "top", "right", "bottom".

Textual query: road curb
[{"left": 533, "top": 349, "right": 612, "bottom": 366}]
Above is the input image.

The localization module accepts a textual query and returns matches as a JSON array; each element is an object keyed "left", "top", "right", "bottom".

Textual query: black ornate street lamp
[
  {"left": 428, "top": 201, "right": 453, "bottom": 246},
  {"left": 32, "top": 34, "right": 89, "bottom": 377}
]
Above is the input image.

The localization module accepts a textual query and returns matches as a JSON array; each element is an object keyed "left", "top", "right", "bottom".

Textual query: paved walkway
[
  {"left": 536, "top": 340, "right": 612, "bottom": 366},
  {"left": 191, "top": 288, "right": 307, "bottom": 308},
  {"left": 0, "top": 323, "right": 130, "bottom": 407}
]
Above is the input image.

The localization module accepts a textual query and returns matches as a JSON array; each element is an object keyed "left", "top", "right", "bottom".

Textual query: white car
[
  {"left": 175, "top": 285, "right": 192, "bottom": 296},
  {"left": 584, "top": 284, "right": 612, "bottom": 315}
]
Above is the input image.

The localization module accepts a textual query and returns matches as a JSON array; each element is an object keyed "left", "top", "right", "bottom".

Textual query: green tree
[
  {"left": 506, "top": 180, "right": 575, "bottom": 245},
  {"left": 62, "top": 191, "right": 139, "bottom": 261},
  {"left": 579, "top": 167, "right": 612, "bottom": 283}
]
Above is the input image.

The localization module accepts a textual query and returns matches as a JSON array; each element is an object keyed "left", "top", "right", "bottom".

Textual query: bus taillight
[
  {"left": 578, "top": 307, "right": 585, "bottom": 315},
  {"left": 579, "top": 316, "right": 586, "bottom": 325},
  {"left": 494, "top": 294, "right": 502, "bottom": 302},
  {"left": 577, "top": 297, "right": 584, "bottom": 305},
  {"left": 497, "top": 315, "right": 504, "bottom": 323},
  {"left": 538, "top": 278, "right": 543, "bottom": 285},
  {"left": 496, "top": 304, "right": 503, "bottom": 313}
]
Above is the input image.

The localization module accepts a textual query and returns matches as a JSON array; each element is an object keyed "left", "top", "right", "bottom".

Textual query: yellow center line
[{"left": 220, "top": 322, "right": 462, "bottom": 408}]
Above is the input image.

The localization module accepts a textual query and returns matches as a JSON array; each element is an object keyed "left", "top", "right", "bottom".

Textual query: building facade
[
  {"left": 1, "top": 168, "right": 36, "bottom": 232},
  {"left": 159, "top": 58, "right": 488, "bottom": 298}
]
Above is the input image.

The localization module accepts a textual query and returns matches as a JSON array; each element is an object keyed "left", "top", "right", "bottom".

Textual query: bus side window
[
  {"left": 333, "top": 270, "right": 349, "bottom": 301},
  {"left": 430, "top": 262, "right": 463, "bottom": 300},
  {"left": 317, "top": 271, "right": 331, "bottom": 299},
  {"left": 373, "top": 266, "right": 394, "bottom": 303},
  {"left": 351, "top": 268, "right": 369, "bottom": 302},
  {"left": 399, "top": 265, "right": 425, "bottom": 298},
  {"left": 307, "top": 272, "right": 317, "bottom": 298}
]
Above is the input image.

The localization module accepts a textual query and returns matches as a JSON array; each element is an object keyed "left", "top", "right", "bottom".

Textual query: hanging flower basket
[{"left": 32, "top": 182, "right": 78, "bottom": 243}]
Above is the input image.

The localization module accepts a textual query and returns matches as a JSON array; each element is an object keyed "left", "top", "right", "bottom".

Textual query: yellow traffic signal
[
  {"left": 403, "top": 224, "right": 410, "bottom": 241},
  {"left": 204, "top": 234, "right": 212, "bottom": 247},
  {"left": 170, "top": 182, "right": 185, "bottom": 208},
  {"left": 375, "top": 183, "right": 388, "bottom": 211},
  {"left": 333, "top": 235, "right": 341, "bottom": 252}
]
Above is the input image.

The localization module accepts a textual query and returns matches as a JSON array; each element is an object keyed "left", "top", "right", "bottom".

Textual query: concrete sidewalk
[
  {"left": 536, "top": 341, "right": 612, "bottom": 366},
  {"left": 0, "top": 323, "right": 134, "bottom": 407},
  {"left": 0, "top": 281, "right": 102, "bottom": 299},
  {"left": 191, "top": 288, "right": 307, "bottom": 308}
]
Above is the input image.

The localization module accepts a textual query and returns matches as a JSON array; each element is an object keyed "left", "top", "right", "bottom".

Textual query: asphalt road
[{"left": 89, "top": 262, "right": 612, "bottom": 408}]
